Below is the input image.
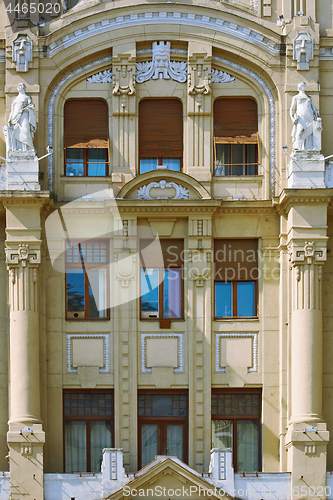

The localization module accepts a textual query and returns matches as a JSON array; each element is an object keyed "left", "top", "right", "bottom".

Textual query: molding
[
  {"left": 319, "top": 47, "right": 333, "bottom": 60},
  {"left": 67, "top": 333, "right": 109, "bottom": 373},
  {"left": 212, "top": 55, "right": 276, "bottom": 198},
  {"left": 47, "top": 12, "right": 280, "bottom": 58},
  {"left": 215, "top": 332, "right": 258, "bottom": 373},
  {"left": 141, "top": 333, "right": 183, "bottom": 373},
  {"left": 47, "top": 55, "right": 112, "bottom": 192}
]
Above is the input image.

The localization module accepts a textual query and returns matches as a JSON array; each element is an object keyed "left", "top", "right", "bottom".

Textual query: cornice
[
  {"left": 273, "top": 189, "right": 332, "bottom": 216},
  {"left": 0, "top": 191, "right": 51, "bottom": 209}
]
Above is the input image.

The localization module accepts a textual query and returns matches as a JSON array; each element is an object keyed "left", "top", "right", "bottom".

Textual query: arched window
[
  {"left": 64, "top": 99, "right": 109, "bottom": 177},
  {"left": 139, "top": 98, "right": 183, "bottom": 173},
  {"left": 213, "top": 98, "right": 259, "bottom": 176}
]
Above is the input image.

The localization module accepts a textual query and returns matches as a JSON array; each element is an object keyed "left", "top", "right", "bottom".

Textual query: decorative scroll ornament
[
  {"left": 188, "top": 64, "right": 211, "bottom": 95},
  {"left": 136, "top": 41, "right": 187, "bottom": 83},
  {"left": 12, "top": 34, "right": 33, "bottom": 72},
  {"left": 293, "top": 31, "right": 313, "bottom": 71},
  {"left": 211, "top": 69, "right": 236, "bottom": 83},
  {"left": 86, "top": 69, "right": 112, "bottom": 83},
  {"left": 113, "top": 65, "right": 135, "bottom": 96},
  {"left": 137, "top": 180, "right": 189, "bottom": 200}
]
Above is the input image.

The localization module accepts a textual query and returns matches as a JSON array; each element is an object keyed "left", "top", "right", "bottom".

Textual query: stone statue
[
  {"left": 290, "top": 82, "right": 322, "bottom": 151},
  {"left": 12, "top": 34, "right": 33, "bottom": 73},
  {"left": 3, "top": 83, "right": 36, "bottom": 154}
]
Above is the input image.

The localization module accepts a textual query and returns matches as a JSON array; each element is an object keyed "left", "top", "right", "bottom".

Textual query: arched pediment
[{"left": 117, "top": 171, "right": 211, "bottom": 201}]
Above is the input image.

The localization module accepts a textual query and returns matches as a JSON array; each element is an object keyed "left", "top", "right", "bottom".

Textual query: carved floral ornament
[{"left": 137, "top": 180, "right": 189, "bottom": 200}]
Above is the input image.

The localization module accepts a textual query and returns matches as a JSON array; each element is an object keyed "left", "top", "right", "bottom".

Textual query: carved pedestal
[
  {"left": 288, "top": 151, "right": 325, "bottom": 189},
  {"left": 6, "top": 150, "right": 40, "bottom": 191}
]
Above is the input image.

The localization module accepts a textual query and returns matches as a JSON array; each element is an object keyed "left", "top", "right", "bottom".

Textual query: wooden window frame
[
  {"left": 214, "top": 280, "right": 258, "bottom": 319},
  {"left": 214, "top": 133, "right": 260, "bottom": 176},
  {"left": 64, "top": 147, "right": 109, "bottom": 178},
  {"left": 63, "top": 389, "right": 114, "bottom": 473},
  {"left": 211, "top": 388, "right": 262, "bottom": 473},
  {"left": 65, "top": 240, "right": 110, "bottom": 320},
  {"left": 138, "top": 390, "right": 188, "bottom": 469}
]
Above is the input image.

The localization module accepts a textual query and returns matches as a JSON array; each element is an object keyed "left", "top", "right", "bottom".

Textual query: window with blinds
[
  {"left": 214, "top": 98, "right": 259, "bottom": 176},
  {"left": 139, "top": 99, "right": 183, "bottom": 174},
  {"left": 64, "top": 99, "right": 109, "bottom": 177},
  {"left": 139, "top": 239, "right": 184, "bottom": 320},
  {"left": 214, "top": 239, "right": 258, "bottom": 318}
]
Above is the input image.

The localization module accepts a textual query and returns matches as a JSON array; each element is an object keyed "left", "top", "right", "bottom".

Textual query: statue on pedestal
[
  {"left": 290, "top": 82, "right": 322, "bottom": 151},
  {"left": 3, "top": 83, "right": 36, "bottom": 155}
]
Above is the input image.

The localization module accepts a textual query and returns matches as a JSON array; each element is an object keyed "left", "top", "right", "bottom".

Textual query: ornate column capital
[
  {"left": 6, "top": 243, "right": 41, "bottom": 270},
  {"left": 288, "top": 240, "right": 326, "bottom": 266}
]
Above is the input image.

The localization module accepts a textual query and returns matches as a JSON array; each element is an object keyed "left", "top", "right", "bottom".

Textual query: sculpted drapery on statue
[
  {"left": 290, "top": 82, "right": 322, "bottom": 151},
  {"left": 3, "top": 83, "right": 36, "bottom": 154}
]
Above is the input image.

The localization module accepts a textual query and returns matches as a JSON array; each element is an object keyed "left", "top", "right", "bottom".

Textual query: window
[
  {"left": 214, "top": 239, "right": 258, "bottom": 318},
  {"left": 139, "top": 99, "right": 183, "bottom": 173},
  {"left": 65, "top": 241, "right": 109, "bottom": 319},
  {"left": 138, "top": 392, "right": 188, "bottom": 468},
  {"left": 214, "top": 98, "right": 259, "bottom": 176},
  {"left": 64, "top": 390, "right": 113, "bottom": 473},
  {"left": 64, "top": 99, "right": 109, "bottom": 176},
  {"left": 140, "top": 239, "right": 184, "bottom": 320},
  {"left": 211, "top": 389, "right": 261, "bottom": 472}
]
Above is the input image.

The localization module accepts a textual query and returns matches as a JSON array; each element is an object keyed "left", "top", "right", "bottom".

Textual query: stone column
[
  {"left": 188, "top": 217, "right": 212, "bottom": 472},
  {"left": 112, "top": 216, "right": 138, "bottom": 471},
  {"left": 284, "top": 196, "right": 330, "bottom": 499},
  {"left": 5, "top": 200, "right": 46, "bottom": 500}
]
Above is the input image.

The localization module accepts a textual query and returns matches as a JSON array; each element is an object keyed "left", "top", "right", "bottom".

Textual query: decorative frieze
[{"left": 136, "top": 41, "right": 187, "bottom": 83}]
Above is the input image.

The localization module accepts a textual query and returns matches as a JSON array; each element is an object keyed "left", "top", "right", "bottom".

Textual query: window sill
[
  {"left": 214, "top": 317, "right": 259, "bottom": 321},
  {"left": 60, "top": 176, "right": 111, "bottom": 183},
  {"left": 66, "top": 317, "right": 110, "bottom": 321},
  {"left": 213, "top": 175, "right": 263, "bottom": 183}
]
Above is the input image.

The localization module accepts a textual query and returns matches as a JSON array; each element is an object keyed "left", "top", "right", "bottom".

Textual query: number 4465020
[{"left": 6, "top": 3, "right": 61, "bottom": 14}]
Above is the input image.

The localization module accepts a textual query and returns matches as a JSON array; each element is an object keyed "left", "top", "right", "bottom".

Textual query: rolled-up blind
[
  {"left": 214, "top": 98, "right": 258, "bottom": 138},
  {"left": 215, "top": 239, "right": 258, "bottom": 280},
  {"left": 140, "top": 239, "right": 184, "bottom": 268},
  {"left": 139, "top": 99, "right": 183, "bottom": 158},
  {"left": 64, "top": 99, "right": 109, "bottom": 148}
]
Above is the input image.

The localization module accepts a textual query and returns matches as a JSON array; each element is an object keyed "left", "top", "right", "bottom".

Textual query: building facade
[{"left": 1, "top": 0, "right": 333, "bottom": 499}]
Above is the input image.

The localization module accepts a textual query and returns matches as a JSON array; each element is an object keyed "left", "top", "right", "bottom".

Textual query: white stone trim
[
  {"left": 141, "top": 333, "right": 183, "bottom": 373},
  {"left": 47, "top": 12, "right": 279, "bottom": 58},
  {"left": 87, "top": 69, "right": 112, "bottom": 83},
  {"left": 47, "top": 55, "right": 112, "bottom": 191},
  {"left": 215, "top": 332, "right": 258, "bottom": 373},
  {"left": 67, "top": 333, "right": 109, "bottom": 373},
  {"left": 319, "top": 47, "right": 333, "bottom": 60},
  {"left": 212, "top": 55, "right": 276, "bottom": 198},
  {"left": 137, "top": 180, "right": 189, "bottom": 200}
]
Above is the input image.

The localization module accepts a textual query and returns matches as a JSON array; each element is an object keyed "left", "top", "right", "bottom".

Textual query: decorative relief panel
[
  {"left": 12, "top": 34, "right": 33, "bottom": 72},
  {"left": 289, "top": 241, "right": 326, "bottom": 265},
  {"left": 137, "top": 180, "right": 189, "bottom": 200},
  {"left": 188, "top": 63, "right": 211, "bottom": 95},
  {"left": 86, "top": 69, "right": 112, "bottom": 83},
  {"left": 211, "top": 69, "right": 235, "bottom": 83},
  {"left": 141, "top": 333, "right": 183, "bottom": 373},
  {"left": 67, "top": 334, "right": 109, "bottom": 373},
  {"left": 136, "top": 41, "right": 187, "bottom": 83},
  {"left": 215, "top": 333, "right": 258, "bottom": 373},
  {"left": 113, "top": 61, "right": 135, "bottom": 96},
  {"left": 293, "top": 31, "right": 313, "bottom": 71},
  {"left": 6, "top": 243, "right": 40, "bottom": 269}
]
